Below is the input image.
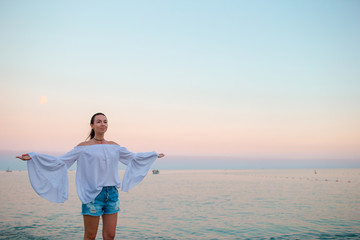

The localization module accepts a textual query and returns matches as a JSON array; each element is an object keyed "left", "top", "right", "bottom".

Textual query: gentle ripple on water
[{"left": 0, "top": 169, "right": 359, "bottom": 239}]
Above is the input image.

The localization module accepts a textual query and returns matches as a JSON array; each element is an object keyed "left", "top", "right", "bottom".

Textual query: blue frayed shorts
[{"left": 82, "top": 186, "right": 120, "bottom": 216}]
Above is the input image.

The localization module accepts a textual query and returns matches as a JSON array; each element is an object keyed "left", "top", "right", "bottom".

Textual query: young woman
[{"left": 17, "top": 113, "right": 165, "bottom": 240}]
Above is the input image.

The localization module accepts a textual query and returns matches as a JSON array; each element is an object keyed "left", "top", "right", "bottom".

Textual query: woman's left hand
[{"left": 158, "top": 153, "right": 165, "bottom": 158}]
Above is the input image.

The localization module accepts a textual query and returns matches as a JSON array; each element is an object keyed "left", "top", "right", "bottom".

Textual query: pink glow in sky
[{"left": 1, "top": 1, "right": 359, "bottom": 165}]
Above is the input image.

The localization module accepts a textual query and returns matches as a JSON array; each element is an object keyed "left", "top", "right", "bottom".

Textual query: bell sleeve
[
  {"left": 118, "top": 146, "right": 158, "bottom": 192},
  {"left": 27, "top": 147, "right": 82, "bottom": 203}
]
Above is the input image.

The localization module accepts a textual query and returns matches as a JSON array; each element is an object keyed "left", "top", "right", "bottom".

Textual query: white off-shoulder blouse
[{"left": 27, "top": 144, "right": 158, "bottom": 204}]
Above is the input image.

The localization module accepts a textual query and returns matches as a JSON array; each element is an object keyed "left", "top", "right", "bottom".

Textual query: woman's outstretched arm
[{"left": 15, "top": 148, "right": 83, "bottom": 203}]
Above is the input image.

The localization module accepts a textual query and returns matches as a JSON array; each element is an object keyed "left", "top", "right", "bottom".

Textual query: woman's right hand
[{"left": 16, "top": 154, "right": 32, "bottom": 161}]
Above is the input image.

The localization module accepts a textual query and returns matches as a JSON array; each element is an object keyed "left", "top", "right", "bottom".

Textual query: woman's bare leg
[
  {"left": 102, "top": 212, "right": 118, "bottom": 240},
  {"left": 83, "top": 215, "right": 100, "bottom": 240}
]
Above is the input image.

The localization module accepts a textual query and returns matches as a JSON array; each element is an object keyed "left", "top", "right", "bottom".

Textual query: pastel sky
[{"left": 1, "top": 1, "right": 359, "bottom": 166}]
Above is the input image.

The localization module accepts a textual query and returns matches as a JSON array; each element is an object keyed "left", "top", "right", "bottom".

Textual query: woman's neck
[{"left": 93, "top": 134, "right": 105, "bottom": 141}]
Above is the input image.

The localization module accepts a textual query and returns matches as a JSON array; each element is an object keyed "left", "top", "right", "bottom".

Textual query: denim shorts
[{"left": 82, "top": 186, "right": 120, "bottom": 216}]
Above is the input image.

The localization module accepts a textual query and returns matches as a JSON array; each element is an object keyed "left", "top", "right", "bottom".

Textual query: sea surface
[{"left": 0, "top": 169, "right": 359, "bottom": 239}]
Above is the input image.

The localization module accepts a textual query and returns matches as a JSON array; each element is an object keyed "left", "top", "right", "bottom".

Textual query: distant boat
[
  {"left": 6, "top": 168, "right": 12, "bottom": 173},
  {"left": 152, "top": 169, "right": 159, "bottom": 174}
]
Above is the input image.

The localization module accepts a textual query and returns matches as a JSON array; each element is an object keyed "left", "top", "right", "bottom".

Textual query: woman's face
[{"left": 91, "top": 114, "right": 108, "bottom": 135}]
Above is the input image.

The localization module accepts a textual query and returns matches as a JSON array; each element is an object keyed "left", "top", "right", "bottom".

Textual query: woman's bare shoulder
[
  {"left": 77, "top": 141, "right": 93, "bottom": 146},
  {"left": 107, "top": 141, "right": 119, "bottom": 145},
  {"left": 76, "top": 140, "right": 119, "bottom": 146}
]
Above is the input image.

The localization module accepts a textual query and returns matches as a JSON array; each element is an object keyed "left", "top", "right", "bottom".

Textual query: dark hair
[{"left": 87, "top": 112, "right": 106, "bottom": 140}]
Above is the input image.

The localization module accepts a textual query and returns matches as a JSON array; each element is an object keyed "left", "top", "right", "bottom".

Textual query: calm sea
[{"left": 0, "top": 169, "right": 359, "bottom": 239}]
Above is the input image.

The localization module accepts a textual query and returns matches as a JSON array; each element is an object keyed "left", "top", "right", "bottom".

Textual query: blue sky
[{"left": 1, "top": 1, "right": 359, "bottom": 169}]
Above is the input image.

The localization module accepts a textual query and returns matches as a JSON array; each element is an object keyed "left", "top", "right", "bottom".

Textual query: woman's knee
[
  {"left": 84, "top": 231, "right": 97, "bottom": 240},
  {"left": 103, "top": 231, "right": 116, "bottom": 240}
]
